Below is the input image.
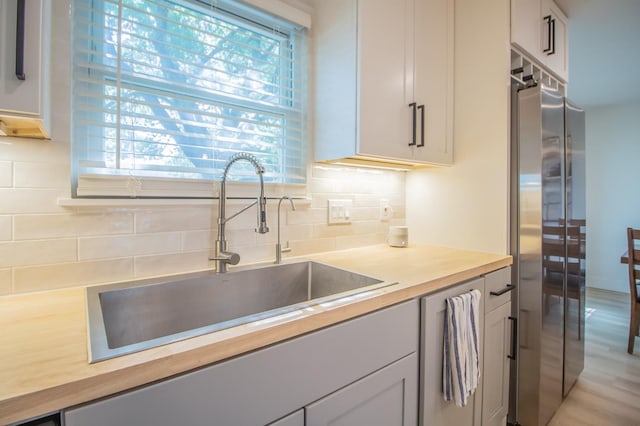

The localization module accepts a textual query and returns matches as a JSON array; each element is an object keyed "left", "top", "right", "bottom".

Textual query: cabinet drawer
[{"left": 485, "top": 267, "right": 512, "bottom": 312}]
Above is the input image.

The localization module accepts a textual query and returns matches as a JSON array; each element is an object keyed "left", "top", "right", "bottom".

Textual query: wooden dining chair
[{"left": 626, "top": 227, "right": 640, "bottom": 354}]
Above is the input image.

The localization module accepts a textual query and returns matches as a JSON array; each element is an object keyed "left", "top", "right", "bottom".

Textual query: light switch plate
[{"left": 328, "top": 199, "right": 352, "bottom": 224}]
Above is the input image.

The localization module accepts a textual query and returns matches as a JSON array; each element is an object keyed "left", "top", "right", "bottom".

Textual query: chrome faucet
[
  {"left": 275, "top": 196, "right": 296, "bottom": 264},
  {"left": 211, "top": 153, "right": 269, "bottom": 273}
]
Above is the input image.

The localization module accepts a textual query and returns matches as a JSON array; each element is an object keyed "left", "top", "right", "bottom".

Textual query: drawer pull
[{"left": 489, "top": 284, "right": 514, "bottom": 296}]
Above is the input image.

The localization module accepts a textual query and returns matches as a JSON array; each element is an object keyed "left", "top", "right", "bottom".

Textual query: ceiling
[{"left": 555, "top": 0, "right": 640, "bottom": 108}]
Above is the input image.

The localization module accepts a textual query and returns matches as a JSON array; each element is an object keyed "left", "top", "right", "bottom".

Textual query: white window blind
[{"left": 71, "top": 0, "right": 308, "bottom": 198}]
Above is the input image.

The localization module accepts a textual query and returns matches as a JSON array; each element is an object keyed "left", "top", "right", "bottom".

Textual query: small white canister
[{"left": 387, "top": 226, "right": 408, "bottom": 247}]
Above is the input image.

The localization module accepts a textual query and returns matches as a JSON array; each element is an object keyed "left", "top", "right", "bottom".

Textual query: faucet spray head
[{"left": 257, "top": 195, "right": 269, "bottom": 234}]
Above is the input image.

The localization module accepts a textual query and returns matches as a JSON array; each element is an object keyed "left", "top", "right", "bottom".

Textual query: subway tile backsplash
[{"left": 0, "top": 138, "right": 406, "bottom": 294}]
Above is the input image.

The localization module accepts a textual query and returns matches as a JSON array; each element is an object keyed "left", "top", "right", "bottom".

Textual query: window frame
[{"left": 71, "top": 0, "right": 310, "bottom": 199}]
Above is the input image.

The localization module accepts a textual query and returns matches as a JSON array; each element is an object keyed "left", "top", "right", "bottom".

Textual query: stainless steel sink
[{"left": 86, "top": 261, "right": 391, "bottom": 362}]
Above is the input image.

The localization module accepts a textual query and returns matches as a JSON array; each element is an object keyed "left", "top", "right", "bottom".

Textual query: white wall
[
  {"left": 407, "top": 0, "right": 511, "bottom": 255},
  {"left": 585, "top": 101, "right": 640, "bottom": 292}
]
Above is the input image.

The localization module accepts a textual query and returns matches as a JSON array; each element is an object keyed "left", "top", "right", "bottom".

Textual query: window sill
[{"left": 57, "top": 196, "right": 312, "bottom": 209}]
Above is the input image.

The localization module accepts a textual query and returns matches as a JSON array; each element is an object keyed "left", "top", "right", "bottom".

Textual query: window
[{"left": 71, "top": 0, "right": 308, "bottom": 197}]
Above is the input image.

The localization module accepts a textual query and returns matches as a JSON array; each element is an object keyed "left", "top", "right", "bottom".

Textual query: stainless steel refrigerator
[{"left": 508, "top": 83, "right": 586, "bottom": 426}]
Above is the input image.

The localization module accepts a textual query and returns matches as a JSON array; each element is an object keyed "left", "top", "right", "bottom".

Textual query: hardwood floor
[{"left": 548, "top": 288, "right": 640, "bottom": 426}]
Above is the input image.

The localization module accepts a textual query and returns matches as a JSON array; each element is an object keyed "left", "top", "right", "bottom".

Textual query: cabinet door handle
[
  {"left": 417, "top": 104, "right": 425, "bottom": 147},
  {"left": 543, "top": 15, "right": 552, "bottom": 54},
  {"left": 489, "top": 284, "right": 515, "bottom": 296},
  {"left": 15, "top": 0, "right": 26, "bottom": 80},
  {"left": 550, "top": 17, "right": 556, "bottom": 55},
  {"left": 408, "top": 103, "right": 417, "bottom": 146},
  {"left": 508, "top": 316, "right": 517, "bottom": 360}
]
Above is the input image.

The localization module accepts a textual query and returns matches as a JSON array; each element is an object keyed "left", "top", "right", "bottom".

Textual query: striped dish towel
[{"left": 443, "top": 289, "right": 482, "bottom": 407}]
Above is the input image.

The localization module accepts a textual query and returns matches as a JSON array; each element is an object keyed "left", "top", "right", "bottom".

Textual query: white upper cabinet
[
  {"left": 413, "top": 0, "right": 454, "bottom": 165},
  {"left": 0, "top": 0, "right": 51, "bottom": 138},
  {"left": 542, "top": 0, "right": 568, "bottom": 82},
  {"left": 511, "top": 0, "right": 569, "bottom": 82},
  {"left": 314, "top": 0, "right": 453, "bottom": 167}
]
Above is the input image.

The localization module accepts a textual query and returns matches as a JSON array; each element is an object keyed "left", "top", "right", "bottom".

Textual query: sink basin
[{"left": 86, "top": 261, "right": 391, "bottom": 362}]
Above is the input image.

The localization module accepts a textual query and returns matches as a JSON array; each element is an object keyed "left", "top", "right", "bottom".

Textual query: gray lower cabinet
[
  {"left": 481, "top": 268, "right": 512, "bottom": 426},
  {"left": 306, "top": 353, "right": 418, "bottom": 426},
  {"left": 419, "top": 277, "right": 485, "bottom": 426},
  {"left": 64, "top": 300, "right": 418, "bottom": 426},
  {"left": 268, "top": 409, "right": 304, "bottom": 426}
]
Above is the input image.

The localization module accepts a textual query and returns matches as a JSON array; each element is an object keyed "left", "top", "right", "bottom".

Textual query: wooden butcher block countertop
[{"left": 0, "top": 244, "right": 511, "bottom": 425}]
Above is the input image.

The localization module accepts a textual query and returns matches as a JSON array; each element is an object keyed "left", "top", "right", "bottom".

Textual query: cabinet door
[
  {"left": 511, "top": 0, "right": 542, "bottom": 61},
  {"left": 306, "top": 353, "right": 418, "bottom": 426},
  {"left": 357, "top": 0, "right": 413, "bottom": 161},
  {"left": 482, "top": 301, "right": 512, "bottom": 426},
  {"left": 413, "top": 0, "right": 454, "bottom": 165},
  {"left": 420, "top": 278, "right": 484, "bottom": 426},
  {"left": 541, "top": 0, "right": 568, "bottom": 82},
  {"left": 511, "top": 0, "right": 568, "bottom": 82},
  {"left": 0, "top": 0, "right": 49, "bottom": 117},
  {"left": 314, "top": 0, "right": 453, "bottom": 165}
]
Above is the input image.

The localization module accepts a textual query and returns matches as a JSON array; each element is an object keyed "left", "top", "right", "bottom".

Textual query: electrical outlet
[
  {"left": 379, "top": 199, "right": 393, "bottom": 221},
  {"left": 328, "top": 199, "right": 352, "bottom": 224}
]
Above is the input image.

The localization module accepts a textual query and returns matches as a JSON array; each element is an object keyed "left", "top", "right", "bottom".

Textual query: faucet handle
[
  {"left": 210, "top": 251, "right": 240, "bottom": 266},
  {"left": 222, "top": 251, "right": 240, "bottom": 265}
]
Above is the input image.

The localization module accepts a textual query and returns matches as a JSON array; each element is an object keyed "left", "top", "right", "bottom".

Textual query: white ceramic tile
[
  {"left": 13, "top": 258, "right": 134, "bottom": 293},
  {"left": 287, "top": 208, "right": 327, "bottom": 226},
  {"left": 313, "top": 223, "right": 356, "bottom": 239},
  {"left": 335, "top": 233, "right": 385, "bottom": 251},
  {"left": 390, "top": 205, "right": 406, "bottom": 219},
  {"left": 309, "top": 193, "right": 332, "bottom": 209},
  {"left": 289, "top": 237, "right": 336, "bottom": 256},
  {"left": 134, "top": 251, "right": 211, "bottom": 278},
  {"left": 181, "top": 230, "right": 214, "bottom": 251},
  {"left": 0, "top": 161, "right": 12, "bottom": 187},
  {"left": 308, "top": 178, "right": 348, "bottom": 194},
  {"left": 0, "top": 239, "right": 77, "bottom": 268},
  {"left": 224, "top": 228, "right": 257, "bottom": 247},
  {"left": 0, "top": 216, "right": 12, "bottom": 240},
  {"left": 135, "top": 207, "right": 213, "bottom": 233},
  {"left": 0, "top": 136, "right": 70, "bottom": 163},
  {"left": 353, "top": 194, "right": 391, "bottom": 208},
  {"left": 78, "top": 232, "right": 182, "bottom": 260},
  {"left": 0, "top": 188, "right": 68, "bottom": 214},
  {"left": 0, "top": 269, "right": 11, "bottom": 295},
  {"left": 14, "top": 212, "right": 134, "bottom": 240},
  {"left": 279, "top": 224, "right": 313, "bottom": 242},
  {"left": 350, "top": 207, "right": 380, "bottom": 221},
  {"left": 14, "top": 161, "right": 70, "bottom": 189},
  {"left": 234, "top": 243, "right": 274, "bottom": 265},
  {"left": 351, "top": 221, "right": 388, "bottom": 235}
]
